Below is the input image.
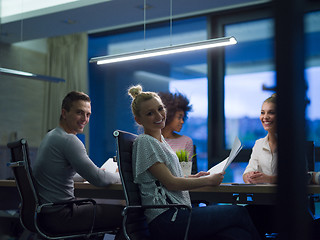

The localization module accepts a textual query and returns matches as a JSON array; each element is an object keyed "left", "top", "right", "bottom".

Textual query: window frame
[
  {"left": 207, "top": 2, "right": 320, "bottom": 169},
  {"left": 207, "top": 4, "right": 274, "bottom": 168},
  {"left": 88, "top": 1, "right": 320, "bottom": 170}
]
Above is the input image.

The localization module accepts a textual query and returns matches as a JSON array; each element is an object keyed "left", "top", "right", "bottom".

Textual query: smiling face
[
  {"left": 260, "top": 102, "right": 276, "bottom": 133},
  {"left": 135, "top": 97, "right": 166, "bottom": 136},
  {"left": 61, "top": 100, "right": 91, "bottom": 134}
]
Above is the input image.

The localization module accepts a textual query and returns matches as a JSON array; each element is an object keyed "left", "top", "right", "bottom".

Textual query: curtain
[{"left": 42, "top": 33, "right": 89, "bottom": 149}]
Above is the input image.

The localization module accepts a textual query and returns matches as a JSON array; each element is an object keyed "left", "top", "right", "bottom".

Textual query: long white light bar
[
  {"left": 0, "top": 67, "right": 65, "bottom": 82},
  {"left": 90, "top": 36, "right": 237, "bottom": 65}
]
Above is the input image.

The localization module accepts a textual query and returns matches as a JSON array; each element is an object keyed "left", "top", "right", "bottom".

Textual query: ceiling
[{"left": 0, "top": 0, "right": 269, "bottom": 44}]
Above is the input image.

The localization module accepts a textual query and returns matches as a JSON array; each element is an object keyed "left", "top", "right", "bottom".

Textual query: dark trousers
[
  {"left": 38, "top": 202, "right": 124, "bottom": 236},
  {"left": 245, "top": 205, "right": 277, "bottom": 238},
  {"left": 149, "top": 204, "right": 261, "bottom": 240}
]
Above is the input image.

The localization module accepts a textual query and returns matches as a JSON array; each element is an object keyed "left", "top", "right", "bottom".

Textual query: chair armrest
[
  {"left": 56, "top": 198, "right": 96, "bottom": 206},
  {"left": 7, "top": 161, "right": 25, "bottom": 168},
  {"left": 37, "top": 198, "right": 96, "bottom": 213},
  {"left": 35, "top": 198, "right": 101, "bottom": 238},
  {"left": 122, "top": 203, "right": 191, "bottom": 216}
]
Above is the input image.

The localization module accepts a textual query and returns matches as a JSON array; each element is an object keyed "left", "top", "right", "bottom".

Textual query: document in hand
[
  {"left": 100, "top": 158, "right": 121, "bottom": 183},
  {"left": 101, "top": 158, "right": 118, "bottom": 173},
  {"left": 208, "top": 136, "right": 243, "bottom": 174}
]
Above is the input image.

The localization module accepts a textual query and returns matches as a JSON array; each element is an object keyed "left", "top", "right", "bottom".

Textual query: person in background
[
  {"left": 310, "top": 172, "right": 320, "bottom": 185},
  {"left": 33, "top": 91, "right": 124, "bottom": 239},
  {"left": 128, "top": 84, "right": 261, "bottom": 240},
  {"left": 310, "top": 172, "right": 320, "bottom": 239},
  {"left": 158, "top": 91, "right": 197, "bottom": 174},
  {"left": 242, "top": 93, "right": 278, "bottom": 239},
  {"left": 243, "top": 93, "right": 277, "bottom": 184},
  {"left": 158, "top": 92, "right": 193, "bottom": 158}
]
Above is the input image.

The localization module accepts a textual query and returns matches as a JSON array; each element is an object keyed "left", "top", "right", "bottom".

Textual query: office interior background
[{"left": 0, "top": 0, "right": 320, "bottom": 237}]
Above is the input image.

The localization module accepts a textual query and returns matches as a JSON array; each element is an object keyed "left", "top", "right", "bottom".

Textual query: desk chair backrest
[
  {"left": 7, "top": 139, "right": 38, "bottom": 233},
  {"left": 113, "top": 130, "right": 151, "bottom": 240},
  {"left": 8, "top": 139, "right": 116, "bottom": 239},
  {"left": 306, "top": 141, "right": 315, "bottom": 171},
  {"left": 191, "top": 144, "right": 198, "bottom": 174},
  {"left": 306, "top": 141, "right": 316, "bottom": 216}
]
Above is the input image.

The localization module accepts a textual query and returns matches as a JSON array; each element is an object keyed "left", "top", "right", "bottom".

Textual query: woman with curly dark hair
[{"left": 158, "top": 92, "right": 196, "bottom": 173}]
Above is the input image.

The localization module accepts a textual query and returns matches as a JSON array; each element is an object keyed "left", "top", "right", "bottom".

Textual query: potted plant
[{"left": 176, "top": 149, "right": 194, "bottom": 177}]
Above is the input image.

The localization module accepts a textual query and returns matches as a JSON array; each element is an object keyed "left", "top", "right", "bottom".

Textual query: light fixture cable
[
  {"left": 19, "top": 0, "right": 24, "bottom": 71},
  {"left": 143, "top": 0, "right": 146, "bottom": 50},
  {"left": 89, "top": 0, "right": 237, "bottom": 65},
  {"left": 170, "top": 0, "right": 173, "bottom": 46}
]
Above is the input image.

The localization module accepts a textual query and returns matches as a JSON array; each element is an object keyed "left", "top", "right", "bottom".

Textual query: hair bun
[{"left": 128, "top": 85, "right": 143, "bottom": 99}]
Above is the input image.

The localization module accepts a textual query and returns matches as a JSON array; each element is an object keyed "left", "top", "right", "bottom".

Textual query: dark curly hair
[{"left": 158, "top": 92, "right": 192, "bottom": 125}]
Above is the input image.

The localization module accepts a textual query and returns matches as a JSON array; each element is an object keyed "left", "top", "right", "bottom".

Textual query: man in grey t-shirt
[{"left": 33, "top": 91, "right": 124, "bottom": 239}]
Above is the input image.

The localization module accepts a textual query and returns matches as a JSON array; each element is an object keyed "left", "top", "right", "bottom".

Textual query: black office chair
[
  {"left": 306, "top": 141, "right": 316, "bottom": 217},
  {"left": 306, "top": 141, "right": 315, "bottom": 172},
  {"left": 191, "top": 145, "right": 198, "bottom": 175},
  {"left": 7, "top": 138, "right": 116, "bottom": 239},
  {"left": 113, "top": 130, "right": 192, "bottom": 240}
]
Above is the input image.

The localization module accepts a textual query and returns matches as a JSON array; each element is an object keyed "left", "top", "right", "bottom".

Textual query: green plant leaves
[{"left": 176, "top": 149, "right": 189, "bottom": 162}]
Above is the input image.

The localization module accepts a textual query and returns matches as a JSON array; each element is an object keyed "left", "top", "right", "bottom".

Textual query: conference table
[
  {"left": 73, "top": 181, "right": 320, "bottom": 205},
  {"left": 1, "top": 179, "right": 320, "bottom": 210}
]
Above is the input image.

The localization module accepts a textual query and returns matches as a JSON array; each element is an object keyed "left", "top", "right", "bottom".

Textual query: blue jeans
[{"left": 148, "top": 204, "right": 261, "bottom": 240}]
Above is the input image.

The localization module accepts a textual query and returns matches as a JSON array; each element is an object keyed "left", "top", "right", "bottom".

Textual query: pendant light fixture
[
  {"left": 90, "top": 36, "right": 237, "bottom": 65},
  {"left": 0, "top": 67, "right": 65, "bottom": 82},
  {"left": 0, "top": 4, "right": 65, "bottom": 83},
  {"left": 90, "top": 0, "right": 237, "bottom": 65}
]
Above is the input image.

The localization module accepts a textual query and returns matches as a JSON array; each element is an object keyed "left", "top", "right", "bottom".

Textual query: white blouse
[{"left": 243, "top": 135, "right": 278, "bottom": 176}]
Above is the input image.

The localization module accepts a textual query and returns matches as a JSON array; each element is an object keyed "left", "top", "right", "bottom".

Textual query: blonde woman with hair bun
[{"left": 128, "top": 85, "right": 261, "bottom": 240}]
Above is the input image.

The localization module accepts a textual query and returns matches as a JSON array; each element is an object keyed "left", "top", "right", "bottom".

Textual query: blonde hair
[
  {"left": 128, "top": 85, "right": 161, "bottom": 117},
  {"left": 263, "top": 93, "right": 277, "bottom": 105}
]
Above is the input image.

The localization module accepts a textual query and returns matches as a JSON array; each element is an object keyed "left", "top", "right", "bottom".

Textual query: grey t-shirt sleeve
[{"left": 64, "top": 134, "right": 120, "bottom": 186}]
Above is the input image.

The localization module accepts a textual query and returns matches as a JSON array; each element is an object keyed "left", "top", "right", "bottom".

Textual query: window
[
  {"left": 169, "top": 78, "right": 208, "bottom": 171},
  {"left": 224, "top": 12, "right": 320, "bottom": 150},
  {"left": 220, "top": 10, "right": 320, "bottom": 182},
  {"left": 224, "top": 18, "right": 275, "bottom": 149},
  {"left": 88, "top": 17, "right": 209, "bottom": 170},
  {"left": 305, "top": 11, "right": 320, "bottom": 148}
]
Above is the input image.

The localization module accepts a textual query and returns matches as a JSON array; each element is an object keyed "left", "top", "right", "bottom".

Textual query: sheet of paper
[
  {"left": 223, "top": 136, "right": 243, "bottom": 172},
  {"left": 208, "top": 158, "right": 229, "bottom": 174},
  {"left": 207, "top": 136, "right": 243, "bottom": 174},
  {"left": 101, "top": 158, "right": 118, "bottom": 173}
]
